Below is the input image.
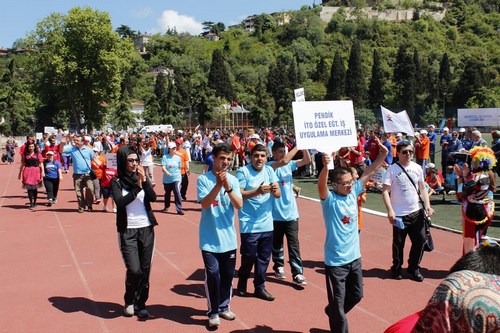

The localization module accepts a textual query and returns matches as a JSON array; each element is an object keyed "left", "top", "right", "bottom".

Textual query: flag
[{"left": 380, "top": 106, "right": 414, "bottom": 135}]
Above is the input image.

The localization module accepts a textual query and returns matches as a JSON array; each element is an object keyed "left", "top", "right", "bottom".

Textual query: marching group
[{"left": 4, "top": 124, "right": 500, "bottom": 332}]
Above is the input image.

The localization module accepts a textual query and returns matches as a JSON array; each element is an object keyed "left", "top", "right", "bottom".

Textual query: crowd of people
[{"left": 2, "top": 124, "right": 499, "bottom": 332}]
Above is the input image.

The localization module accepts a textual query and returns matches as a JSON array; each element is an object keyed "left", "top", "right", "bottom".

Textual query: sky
[{"left": 1, "top": 0, "right": 315, "bottom": 48}]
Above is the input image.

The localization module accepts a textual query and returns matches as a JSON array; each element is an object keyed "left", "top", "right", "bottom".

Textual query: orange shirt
[
  {"left": 415, "top": 136, "right": 430, "bottom": 160},
  {"left": 91, "top": 155, "right": 106, "bottom": 179},
  {"left": 175, "top": 147, "right": 190, "bottom": 174},
  {"left": 389, "top": 136, "right": 397, "bottom": 157}
]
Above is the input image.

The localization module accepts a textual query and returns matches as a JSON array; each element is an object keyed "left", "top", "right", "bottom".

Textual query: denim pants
[
  {"left": 325, "top": 258, "right": 363, "bottom": 333},
  {"left": 238, "top": 231, "right": 273, "bottom": 291}
]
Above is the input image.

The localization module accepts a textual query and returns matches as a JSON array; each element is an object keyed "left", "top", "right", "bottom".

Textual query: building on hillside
[
  {"left": 0, "top": 48, "right": 8, "bottom": 57},
  {"left": 146, "top": 66, "right": 175, "bottom": 79},
  {"left": 203, "top": 32, "right": 220, "bottom": 41},
  {"left": 133, "top": 34, "right": 151, "bottom": 54},
  {"left": 130, "top": 101, "right": 145, "bottom": 131},
  {"left": 243, "top": 15, "right": 258, "bottom": 32}
]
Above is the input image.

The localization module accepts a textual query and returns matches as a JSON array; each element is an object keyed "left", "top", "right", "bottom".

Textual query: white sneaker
[
  {"left": 220, "top": 309, "right": 236, "bottom": 321},
  {"left": 293, "top": 274, "right": 308, "bottom": 286},
  {"left": 102, "top": 205, "right": 108, "bottom": 212},
  {"left": 274, "top": 267, "right": 286, "bottom": 279},
  {"left": 208, "top": 314, "right": 220, "bottom": 327},
  {"left": 113, "top": 208, "right": 117, "bottom": 213},
  {"left": 123, "top": 304, "right": 134, "bottom": 317}
]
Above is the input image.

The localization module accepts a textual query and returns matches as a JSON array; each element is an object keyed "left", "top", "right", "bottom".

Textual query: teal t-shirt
[
  {"left": 161, "top": 154, "right": 181, "bottom": 184},
  {"left": 197, "top": 172, "right": 241, "bottom": 253},
  {"left": 267, "top": 160, "right": 299, "bottom": 221},
  {"left": 236, "top": 164, "right": 279, "bottom": 234},
  {"left": 321, "top": 181, "right": 363, "bottom": 266}
]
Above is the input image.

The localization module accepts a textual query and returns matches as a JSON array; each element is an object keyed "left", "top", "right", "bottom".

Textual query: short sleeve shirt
[
  {"left": 382, "top": 162, "right": 423, "bottom": 216},
  {"left": 267, "top": 160, "right": 298, "bottom": 221}
]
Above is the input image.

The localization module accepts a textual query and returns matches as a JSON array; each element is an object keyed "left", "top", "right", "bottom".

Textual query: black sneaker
[
  {"left": 407, "top": 269, "right": 424, "bottom": 282},
  {"left": 390, "top": 270, "right": 402, "bottom": 280},
  {"left": 235, "top": 279, "right": 247, "bottom": 297}
]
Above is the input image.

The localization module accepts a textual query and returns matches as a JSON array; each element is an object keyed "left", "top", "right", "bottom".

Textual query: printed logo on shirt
[{"left": 341, "top": 215, "right": 351, "bottom": 225}]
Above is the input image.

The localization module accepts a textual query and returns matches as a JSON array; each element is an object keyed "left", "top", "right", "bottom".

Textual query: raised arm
[{"left": 360, "top": 137, "right": 388, "bottom": 188}]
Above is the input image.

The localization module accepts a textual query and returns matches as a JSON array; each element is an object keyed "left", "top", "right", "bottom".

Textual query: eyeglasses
[
  {"left": 336, "top": 179, "right": 355, "bottom": 187},
  {"left": 400, "top": 150, "right": 414, "bottom": 155},
  {"left": 127, "top": 158, "right": 140, "bottom": 163}
]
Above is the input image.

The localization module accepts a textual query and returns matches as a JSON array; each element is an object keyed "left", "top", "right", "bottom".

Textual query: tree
[
  {"left": 112, "top": 88, "right": 136, "bottom": 130},
  {"left": 0, "top": 59, "right": 36, "bottom": 135},
  {"left": 368, "top": 49, "right": 385, "bottom": 110},
  {"left": 116, "top": 24, "right": 137, "bottom": 39},
  {"left": 393, "top": 45, "right": 417, "bottom": 118},
  {"left": 267, "top": 54, "right": 293, "bottom": 125},
  {"left": 207, "top": 49, "right": 234, "bottom": 101},
  {"left": 27, "top": 7, "right": 135, "bottom": 130},
  {"left": 313, "top": 57, "right": 329, "bottom": 84},
  {"left": 345, "top": 40, "right": 366, "bottom": 107},
  {"left": 453, "top": 57, "right": 488, "bottom": 108},
  {"left": 438, "top": 53, "right": 452, "bottom": 115},
  {"left": 154, "top": 73, "right": 169, "bottom": 122},
  {"left": 325, "top": 51, "right": 345, "bottom": 100}
]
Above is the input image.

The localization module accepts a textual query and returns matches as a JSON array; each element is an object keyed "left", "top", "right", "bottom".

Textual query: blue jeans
[
  {"left": 325, "top": 258, "right": 363, "bottom": 333},
  {"left": 238, "top": 231, "right": 273, "bottom": 291}
]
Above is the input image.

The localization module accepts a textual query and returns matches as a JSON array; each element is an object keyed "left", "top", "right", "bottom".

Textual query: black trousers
[
  {"left": 272, "top": 220, "right": 303, "bottom": 277},
  {"left": 43, "top": 177, "right": 60, "bottom": 200},
  {"left": 238, "top": 231, "right": 273, "bottom": 291},
  {"left": 118, "top": 226, "right": 155, "bottom": 309},
  {"left": 180, "top": 173, "right": 189, "bottom": 199},
  {"left": 391, "top": 209, "right": 426, "bottom": 274}
]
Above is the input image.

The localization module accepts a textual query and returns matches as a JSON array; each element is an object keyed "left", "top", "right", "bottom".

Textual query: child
[
  {"left": 444, "top": 165, "right": 457, "bottom": 194},
  {"left": 100, "top": 166, "right": 117, "bottom": 212},
  {"left": 425, "top": 167, "right": 445, "bottom": 195}
]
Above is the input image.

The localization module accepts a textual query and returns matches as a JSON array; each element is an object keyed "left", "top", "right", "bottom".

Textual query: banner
[
  {"left": 106, "top": 153, "right": 117, "bottom": 169},
  {"left": 292, "top": 101, "right": 357, "bottom": 153},
  {"left": 380, "top": 106, "right": 414, "bottom": 135},
  {"left": 457, "top": 108, "right": 500, "bottom": 127}
]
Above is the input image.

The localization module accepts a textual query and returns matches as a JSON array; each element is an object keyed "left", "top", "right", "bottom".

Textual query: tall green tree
[
  {"left": 345, "top": 40, "right": 366, "bottom": 107},
  {"left": 27, "top": 7, "right": 134, "bottom": 130},
  {"left": 112, "top": 88, "right": 136, "bottom": 130},
  {"left": 325, "top": 51, "right": 345, "bottom": 100},
  {"left": 267, "top": 54, "right": 292, "bottom": 125},
  {"left": 393, "top": 45, "right": 417, "bottom": 118},
  {"left": 207, "top": 49, "right": 234, "bottom": 101},
  {"left": 0, "top": 59, "right": 36, "bottom": 135},
  {"left": 154, "top": 73, "right": 169, "bottom": 122},
  {"left": 368, "top": 49, "right": 385, "bottom": 109},
  {"left": 453, "top": 57, "right": 488, "bottom": 108},
  {"left": 438, "top": 53, "right": 452, "bottom": 115},
  {"left": 116, "top": 24, "right": 137, "bottom": 39},
  {"left": 313, "top": 57, "right": 329, "bottom": 84}
]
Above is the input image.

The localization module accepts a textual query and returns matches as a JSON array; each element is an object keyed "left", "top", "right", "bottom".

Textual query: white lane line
[{"left": 54, "top": 212, "right": 109, "bottom": 333}]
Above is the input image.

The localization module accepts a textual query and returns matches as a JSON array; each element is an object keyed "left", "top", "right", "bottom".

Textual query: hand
[
  {"left": 426, "top": 206, "right": 435, "bottom": 217},
  {"left": 270, "top": 183, "right": 279, "bottom": 193},
  {"left": 257, "top": 182, "right": 272, "bottom": 194},
  {"left": 387, "top": 211, "right": 396, "bottom": 225},
  {"left": 137, "top": 165, "right": 145, "bottom": 182}
]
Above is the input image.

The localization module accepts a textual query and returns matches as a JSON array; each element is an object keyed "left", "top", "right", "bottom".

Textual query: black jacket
[{"left": 111, "top": 177, "right": 158, "bottom": 233}]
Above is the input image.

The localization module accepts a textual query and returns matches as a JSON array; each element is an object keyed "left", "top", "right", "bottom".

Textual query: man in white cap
[{"left": 427, "top": 125, "right": 437, "bottom": 163}]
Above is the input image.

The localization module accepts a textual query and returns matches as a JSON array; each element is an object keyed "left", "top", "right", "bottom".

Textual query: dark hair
[
  {"left": 212, "top": 142, "right": 232, "bottom": 157},
  {"left": 251, "top": 143, "right": 267, "bottom": 155},
  {"left": 396, "top": 141, "right": 412, "bottom": 152},
  {"left": 331, "top": 167, "right": 353, "bottom": 184},
  {"left": 449, "top": 246, "right": 500, "bottom": 275},
  {"left": 272, "top": 140, "right": 286, "bottom": 152}
]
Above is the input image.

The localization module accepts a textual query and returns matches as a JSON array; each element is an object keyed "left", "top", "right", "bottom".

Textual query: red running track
[{"left": 0, "top": 160, "right": 463, "bottom": 332}]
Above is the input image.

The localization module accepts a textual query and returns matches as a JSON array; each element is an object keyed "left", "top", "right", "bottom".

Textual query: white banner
[
  {"left": 106, "top": 153, "right": 117, "bottom": 169},
  {"left": 380, "top": 106, "right": 414, "bottom": 135},
  {"left": 44, "top": 126, "right": 56, "bottom": 135},
  {"left": 457, "top": 108, "right": 500, "bottom": 127},
  {"left": 294, "top": 88, "right": 305, "bottom": 102},
  {"left": 292, "top": 101, "right": 357, "bottom": 153}
]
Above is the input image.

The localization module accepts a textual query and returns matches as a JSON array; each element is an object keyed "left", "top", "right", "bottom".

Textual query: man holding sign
[{"left": 318, "top": 137, "right": 388, "bottom": 333}]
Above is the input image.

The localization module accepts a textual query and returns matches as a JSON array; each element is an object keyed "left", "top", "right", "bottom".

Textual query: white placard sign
[
  {"left": 292, "top": 101, "right": 357, "bottom": 153},
  {"left": 36, "top": 132, "right": 43, "bottom": 140},
  {"left": 44, "top": 126, "right": 56, "bottom": 135},
  {"left": 457, "top": 108, "right": 500, "bottom": 127},
  {"left": 294, "top": 88, "right": 305, "bottom": 102},
  {"left": 106, "top": 153, "right": 117, "bottom": 169}
]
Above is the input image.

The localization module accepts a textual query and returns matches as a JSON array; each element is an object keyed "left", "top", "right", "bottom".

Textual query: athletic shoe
[
  {"left": 448, "top": 190, "right": 456, "bottom": 195},
  {"left": 136, "top": 309, "right": 149, "bottom": 319},
  {"left": 407, "top": 269, "right": 424, "bottom": 282},
  {"left": 102, "top": 206, "right": 108, "bottom": 212},
  {"left": 47, "top": 199, "right": 52, "bottom": 207},
  {"left": 219, "top": 309, "right": 236, "bottom": 321},
  {"left": 208, "top": 314, "right": 220, "bottom": 327},
  {"left": 112, "top": 208, "right": 117, "bottom": 213},
  {"left": 293, "top": 274, "right": 308, "bottom": 286},
  {"left": 162, "top": 208, "right": 168, "bottom": 213},
  {"left": 123, "top": 304, "right": 134, "bottom": 317},
  {"left": 274, "top": 267, "right": 286, "bottom": 279},
  {"left": 78, "top": 207, "right": 85, "bottom": 213},
  {"left": 177, "top": 210, "right": 185, "bottom": 215}
]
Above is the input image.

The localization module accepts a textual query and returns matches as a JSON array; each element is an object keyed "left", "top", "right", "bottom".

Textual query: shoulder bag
[{"left": 78, "top": 148, "right": 97, "bottom": 180}]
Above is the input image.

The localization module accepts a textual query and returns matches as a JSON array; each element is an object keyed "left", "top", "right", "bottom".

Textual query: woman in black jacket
[{"left": 112, "top": 147, "right": 157, "bottom": 319}]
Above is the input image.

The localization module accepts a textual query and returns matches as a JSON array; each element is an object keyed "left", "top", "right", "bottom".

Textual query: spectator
[
  {"left": 43, "top": 151, "right": 63, "bottom": 206},
  {"left": 161, "top": 142, "right": 184, "bottom": 215},
  {"left": 427, "top": 125, "right": 437, "bottom": 164},
  {"left": 19, "top": 140, "right": 44, "bottom": 210}
]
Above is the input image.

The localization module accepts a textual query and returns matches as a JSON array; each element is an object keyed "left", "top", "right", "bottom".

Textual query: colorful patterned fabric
[{"left": 412, "top": 270, "right": 500, "bottom": 333}]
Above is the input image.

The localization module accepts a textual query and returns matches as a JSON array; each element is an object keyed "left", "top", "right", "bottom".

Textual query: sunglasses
[
  {"left": 400, "top": 150, "right": 414, "bottom": 155},
  {"left": 127, "top": 158, "right": 140, "bottom": 163}
]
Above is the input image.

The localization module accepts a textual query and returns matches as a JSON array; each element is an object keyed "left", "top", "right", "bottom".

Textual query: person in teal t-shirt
[
  {"left": 197, "top": 143, "right": 243, "bottom": 328},
  {"left": 267, "top": 140, "right": 311, "bottom": 286},
  {"left": 161, "top": 142, "right": 183, "bottom": 214},
  {"left": 235, "top": 144, "right": 281, "bottom": 302},
  {"left": 318, "top": 137, "right": 388, "bottom": 333}
]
